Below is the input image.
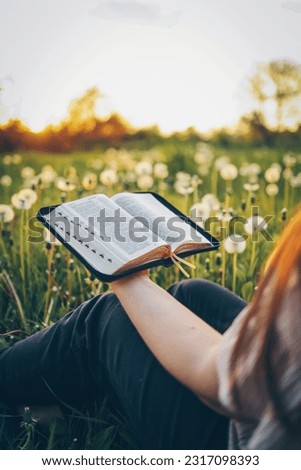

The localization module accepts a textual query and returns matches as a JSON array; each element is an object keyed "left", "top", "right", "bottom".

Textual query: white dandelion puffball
[
  {"left": 125, "top": 171, "right": 137, "bottom": 183},
  {"left": 174, "top": 180, "right": 194, "bottom": 195},
  {"left": 19, "top": 188, "right": 38, "bottom": 204},
  {"left": 271, "top": 163, "right": 282, "bottom": 173},
  {"left": 99, "top": 169, "right": 118, "bottom": 186},
  {"left": 264, "top": 167, "right": 280, "bottom": 183},
  {"left": 137, "top": 175, "right": 154, "bottom": 190},
  {"left": 248, "top": 163, "right": 261, "bottom": 176},
  {"left": 201, "top": 193, "right": 220, "bottom": 212},
  {"left": 243, "top": 183, "right": 260, "bottom": 192},
  {"left": 283, "top": 153, "right": 296, "bottom": 167},
  {"left": 3, "top": 155, "right": 12, "bottom": 165},
  {"left": 175, "top": 171, "right": 191, "bottom": 183},
  {"left": 11, "top": 192, "right": 32, "bottom": 210},
  {"left": 194, "top": 143, "right": 213, "bottom": 165},
  {"left": 290, "top": 173, "right": 301, "bottom": 188},
  {"left": 239, "top": 162, "right": 250, "bottom": 177},
  {"left": 12, "top": 154, "right": 22, "bottom": 164},
  {"left": 214, "top": 155, "right": 230, "bottom": 171},
  {"left": 154, "top": 162, "right": 168, "bottom": 179},
  {"left": 244, "top": 216, "right": 267, "bottom": 235},
  {"left": 65, "top": 166, "right": 77, "bottom": 179},
  {"left": 224, "top": 236, "right": 247, "bottom": 254},
  {"left": 266, "top": 183, "right": 279, "bottom": 196},
  {"left": 40, "top": 165, "right": 57, "bottom": 184},
  {"left": 198, "top": 165, "right": 210, "bottom": 176},
  {"left": 21, "top": 166, "right": 35, "bottom": 179},
  {"left": 283, "top": 168, "right": 293, "bottom": 181},
  {"left": 0, "top": 204, "right": 15, "bottom": 223},
  {"left": 82, "top": 173, "right": 97, "bottom": 191},
  {"left": 135, "top": 161, "right": 153, "bottom": 176},
  {"left": 56, "top": 177, "right": 76, "bottom": 192},
  {"left": 190, "top": 202, "right": 211, "bottom": 225},
  {"left": 220, "top": 164, "right": 238, "bottom": 181},
  {"left": 0, "top": 175, "right": 12, "bottom": 187}
]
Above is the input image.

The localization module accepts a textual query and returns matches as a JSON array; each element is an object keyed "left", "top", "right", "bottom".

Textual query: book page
[
  {"left": 44, "top": 205, "right": 125, "bottom": 275},
  {"left": 46, "top": 195, "right": 167, "bottom": 271},
  {"left": 112, "top": 192, "right": 211, "bottom": 250}
]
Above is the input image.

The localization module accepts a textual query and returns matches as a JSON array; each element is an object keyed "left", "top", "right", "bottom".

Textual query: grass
[{"left": 0, "top": 141, "right": 300, "bottom": 448}]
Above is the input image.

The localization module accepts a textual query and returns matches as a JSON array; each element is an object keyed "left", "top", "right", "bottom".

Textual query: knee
[
  {"left": 86, "top": 291, "right": 120, "bottom": 318},
  {"left": 168, "top": 278, "right": 217, "bottom": 304}
]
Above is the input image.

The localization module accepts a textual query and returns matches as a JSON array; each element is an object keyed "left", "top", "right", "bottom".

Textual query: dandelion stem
[
  {"left": 44, "top": 246, "right": 54, "bottom": 324},
  {"left": 250, "top": 241, "right": 257, "bottom": 276},
  {"left": 20, "top": 209, "right": 26, "bottom": 300},
  {"left": 232, "top": 252, "right": 237, "bottom": 293},
  {"left": 24, "top": 209, "right": 31, "bottom": 298},
  {"left": 1, "top": 270, "right": 27, "bottom": 330},
  {"left": 0, "top": 221, "right": 8, "bottom": 259},
  {"left": 221, "top": 243, "right": 226, "bottom": 287},
  {"left": 284, "top": 178, "right": 289, "bottom": 209}
]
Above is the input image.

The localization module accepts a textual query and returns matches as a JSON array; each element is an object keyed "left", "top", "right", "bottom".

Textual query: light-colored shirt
[{"left": 216, "top": 275, "right": 301, "bottom": 449}]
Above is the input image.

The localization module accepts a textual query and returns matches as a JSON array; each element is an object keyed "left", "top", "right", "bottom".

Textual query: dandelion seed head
[
  {"left": 154, "top": 162, "right": 168, "bottom": 179},
  {"left": 137, "top": 174, "right": 154, "bottom": 190},
  {"left": 3, "top": 155, "right": 12, "bottom": 165},
  {"left": 214, "top": 155, "right": 230, "bottom": 171},
  {"left": 266, "top": 183, "right": 279, "bottom": 196},
  {"left": 82, "top": 173, "right": 97, "bottom": 191},
  {"left": 283, "top": 153, "right": 296, "bottom": 167},
  {"left": 0, "top": 204, "right": 15, "bottom": 223},
  {"left": 244, "top": 216, "right": 267, "bottom": 235},
  {"left": 174, "top": 180, "right": 194, "bottom": 195},
  {"left": 0, "top": 175, "right": 12, "bottom": 187},
  {"left": 289, "top": 173, "right": 301, "bottom": 188},
  {"left": 264, "top": 167, "right": 281, "bottom": 183},
  {"left": 198, "top": 165, "right": 210, "bottom": 176},
  {"left": 12, "top": 154, "right": 22, "bottom": 164},
  {"left": 224, "top": 236, "right": 247, "bottom": 254},
  {"left": 194, "top": 143, "right": 214, "bottom": 165},
  {"left": 21, "top": 167, "right": 35, "bottom": 179},
  {"left": 56, "top": 177, "right": 77, "bottom": 192},
  {"left": 19, "top": 188, "right": 38, "bottom": 205},
  {"left": 201, "top": 193, "right": 220, "bottom": 211},
  {"left": 40, "top": 165, "right": 57, "bottom": 184},
  {"left": 11, "top": 193, "right": 33, "bottom": 210},
  {"left": 135, "top": 161, "right": 153, "bottom": 176},
  {"left": 99, "top": 169, "right": 118, "bottom": 186},
  {"left": 220, "top": 163, "right": 238, "bottom": 181},
  {"left": 190, "top": 202, "right": 211, "bottom": 226},
  {"left": 243, "top": 183, "right": 260, "bottom": 192}
]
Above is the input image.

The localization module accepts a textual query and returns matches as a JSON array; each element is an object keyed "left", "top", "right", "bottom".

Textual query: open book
[{"left": 37, "top": 192, "right": 219, "bottom": 282}]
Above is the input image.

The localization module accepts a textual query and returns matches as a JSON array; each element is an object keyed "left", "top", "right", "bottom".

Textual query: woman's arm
[{"left": 111, "top": 273, "right": 222, "bottom": 405}]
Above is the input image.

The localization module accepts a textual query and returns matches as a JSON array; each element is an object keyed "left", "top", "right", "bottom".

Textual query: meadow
[{"left": 0, "top": 139, "right": 300, "bottom": 449}]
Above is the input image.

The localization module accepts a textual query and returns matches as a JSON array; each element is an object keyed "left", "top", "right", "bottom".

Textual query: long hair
[{"left": 229, "top": 207, "right": 301, "bottom": 432}]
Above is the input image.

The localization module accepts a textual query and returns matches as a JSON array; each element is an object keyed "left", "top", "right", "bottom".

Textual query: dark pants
[{"left": 0, "top": 279, "right": 247, "bottom": 449}]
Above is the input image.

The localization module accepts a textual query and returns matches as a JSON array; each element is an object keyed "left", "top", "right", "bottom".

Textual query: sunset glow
[{"left": 0, "top": 0, "right": 300, "bottom": 133}]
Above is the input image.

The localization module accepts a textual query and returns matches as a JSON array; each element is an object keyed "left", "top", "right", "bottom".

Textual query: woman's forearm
[{"left": 111, "top": 275, "right": 222, "bottom": 403}]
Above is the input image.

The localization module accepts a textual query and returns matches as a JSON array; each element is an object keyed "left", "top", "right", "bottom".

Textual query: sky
[{"left": 0, "top": 0, "right": 301, "bottom": 133}]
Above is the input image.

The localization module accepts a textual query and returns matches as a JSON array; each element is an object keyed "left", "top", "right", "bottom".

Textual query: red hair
[{"left": 230, "top": 207, "right": 301, "bottom": 431}]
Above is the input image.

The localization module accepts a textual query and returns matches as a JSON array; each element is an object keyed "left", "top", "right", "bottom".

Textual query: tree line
[{"left": 1, "top": 60, "right": 301, "bottom": 152}]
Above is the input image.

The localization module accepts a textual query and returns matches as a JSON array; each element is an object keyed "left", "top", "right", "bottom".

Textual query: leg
[
  {"left": 0, "top": 278, "right": 247, "bottom": 449},
  {"left": 0, "top": 296, "right": 101, "bottom": 408},
  {"left": 85, "top": 279, "right": 246, "bottom": 449}
]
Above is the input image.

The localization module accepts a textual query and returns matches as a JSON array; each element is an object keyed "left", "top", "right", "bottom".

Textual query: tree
[
  {"left": 249, "top": 60, "right": 301, "bottom": 131},
  {"left": 66, "top": 86, "right": 102, "bottom": 132}
]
